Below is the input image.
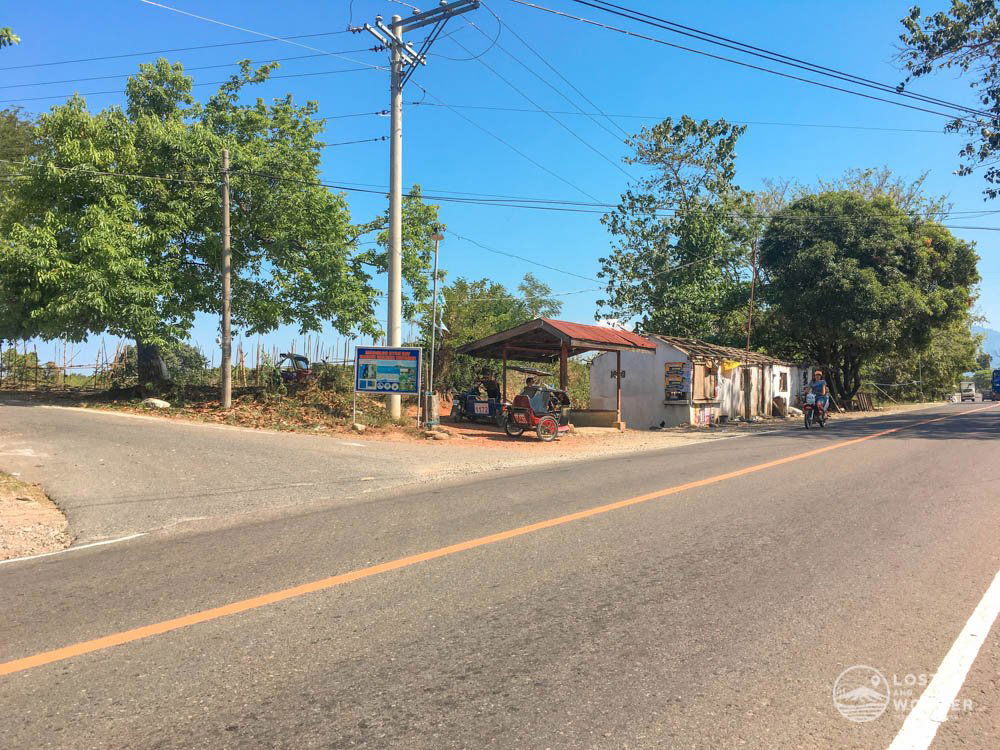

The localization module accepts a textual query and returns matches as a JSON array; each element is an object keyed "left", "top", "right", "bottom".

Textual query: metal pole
[
  {"left": 387, "top": 14, "right": 404, "bottom": 420},
  {"left": 426, "top": 235, "right": 441, "bottom": 426},
  {"left": 220, "top": 148, "right": 232, "bottom": 410}
]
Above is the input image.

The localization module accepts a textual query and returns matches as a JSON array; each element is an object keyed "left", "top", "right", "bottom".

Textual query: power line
[
  {"left": 0, "top": 50, "right": 378, "bottom": 91},
  {"left": 481, "top": 1, "right": 629, "bottom": 139},
  {"left": 418, "top": 86, "right": 605, "bottom": 203},
  {"left": 0, "top": 31, "right": 353, "bottom": 72},
  {"left": 139, "top": 0, "right": 386, "bottom": 72},
  {"left": 408, "top": 101, "right": 949, "bottom": 135},
  {"left": 447, "top": 230, "right": 600, "bottom": 281},
  {"left": 321, "top": 136, "right": 388, "bottom": 147},
  {"left": 6, "top": 158, "right": 1000, "bottom": 227},
  {"left": 0, "top": 67, "right": 377, "bottom": 105},
  {"left": 449, "top": 35, "right": 632, "bottom": 181},
  {"left": 567, "top": 0, "right": 993, "bottom": 121},
  {"left": 128, "top": 0, "right": 606, "bottom": 206},
  {"left": 510, "top": 1, "right": 979, "bottom": 125}
]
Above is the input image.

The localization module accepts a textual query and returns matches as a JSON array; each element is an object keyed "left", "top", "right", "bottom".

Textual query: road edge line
[{"left": 887, "top": 566, "right": 1000, "bottom": 750}]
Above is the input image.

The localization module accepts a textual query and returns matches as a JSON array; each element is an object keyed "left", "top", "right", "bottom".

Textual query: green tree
[
  {"left": 898, "top": 2, "right": 1000, "bottom": 197},
  {"left": 356, "top": 185, "right": 441, "bottom": 319},
  {"left": 758, "top": 191, "right": 980, "bottom": 403},
  {"left": 599, "top": 117, "right": 752, "bottom": 344},
  {"left": 865, "top": 317, "right": 981, "bottom": 400},
  {"left": 0, "top": 59, "right": 433, "bottom": 386},
  {"left": 0, "top": 28, "right": 19, "bottom": 49},
  {"left": 420, "top": 273, "right": 561, "bottom": 391},
  {"left": 113, "top": 341, "right": 210, "bottom": 387},
  {"left": 976, "top": 350, "right": 992, "bottom": 369}
]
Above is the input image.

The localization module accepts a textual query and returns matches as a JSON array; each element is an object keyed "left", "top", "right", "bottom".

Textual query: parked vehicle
[
  {"left": 277, "top": 353, "right": 313, "bottom": 384},
  {"left": 450, "top": 388, "right": 507, "bottom": 426},
  {"left": 960, "top": 380, "right": 976, "bottom": 402},
  {"left": 803, "top": 392, "right": 827, "bottom": 429},
  {"left": 992, "top": 369, "right": 1000, "bottom": 402},
  {"left": 504, "top": 385, "right": 571, "bottom": 442}
]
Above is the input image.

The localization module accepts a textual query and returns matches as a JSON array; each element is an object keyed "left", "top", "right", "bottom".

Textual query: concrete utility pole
[
  {"left": 220, "top": 148, "right": 232, "bottom": 410},
  {"left": 362, "top": 0, "right": 479, "bottom": 419}
]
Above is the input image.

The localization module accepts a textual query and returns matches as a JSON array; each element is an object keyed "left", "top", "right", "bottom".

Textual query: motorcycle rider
[{"left": 805, "top": 368, "right": 830, "bottom": 415}]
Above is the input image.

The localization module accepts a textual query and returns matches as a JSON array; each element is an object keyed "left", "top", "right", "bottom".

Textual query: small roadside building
[
  {"left": 590, "top": 335, "right": 798, "bottom": 429},
  {"left": 456, "top": 318, "right": 657, "bottom": 429}
]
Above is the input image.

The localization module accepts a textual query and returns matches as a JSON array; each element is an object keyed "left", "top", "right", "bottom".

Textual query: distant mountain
[{"left": 973, "top": 326, "right": 1000, "bottom": 360}]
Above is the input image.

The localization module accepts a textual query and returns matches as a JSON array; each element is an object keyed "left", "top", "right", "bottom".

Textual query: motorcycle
[{"left": 803, "top": 392, "right": 827, "bottom": 429}]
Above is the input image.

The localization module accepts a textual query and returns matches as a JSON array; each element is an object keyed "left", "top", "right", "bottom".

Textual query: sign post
[{"left": 354, "top": 346, "right": 422, "bottom": 422}]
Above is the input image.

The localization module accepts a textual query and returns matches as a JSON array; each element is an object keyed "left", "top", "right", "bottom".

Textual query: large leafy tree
[
  {"left": 598, "top": 116, "right": 752, "bottom": 344},
  {"left": 0, "top": 59, "right": 438, "bottom": 384},
  {"left": 419, "top": 273, "right": 561, "bottom": 391},
  {"left": 898, "top": 2, "right": 1000, "bottom": 197},
  {"left": 758, "top": 191, "right": 980, "bottom": 403}
]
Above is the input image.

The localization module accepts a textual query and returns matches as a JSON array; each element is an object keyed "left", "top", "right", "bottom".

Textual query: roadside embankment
[{"left": 0, "top": 472, "right": 72, "bottom": 560}]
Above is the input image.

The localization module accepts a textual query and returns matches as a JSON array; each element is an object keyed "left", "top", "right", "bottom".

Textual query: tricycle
[
  {"left": 450, "top": 387, "right": 508, "bottom": 426},
  {"left": 504, "top": 384, "right": 571, "bottom": 442}
]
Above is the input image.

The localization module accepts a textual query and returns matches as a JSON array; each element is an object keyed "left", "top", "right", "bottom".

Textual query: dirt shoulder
[{"left": 0, "top": 472, "right": 72, "bottom": 561}]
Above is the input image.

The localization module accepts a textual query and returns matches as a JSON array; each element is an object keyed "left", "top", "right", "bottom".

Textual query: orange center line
[{"left": 2, "top": 404, "right": 995, "bottom": 677}]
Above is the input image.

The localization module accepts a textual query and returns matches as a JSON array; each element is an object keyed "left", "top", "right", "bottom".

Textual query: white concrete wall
[{"left": 590, "top": 341, "right": 693, "bottom": 429}]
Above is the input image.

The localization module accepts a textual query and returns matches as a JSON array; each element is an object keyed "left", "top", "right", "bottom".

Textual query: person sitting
[{"left": 806, "top": 369, "right": 830, "bottom": 413}]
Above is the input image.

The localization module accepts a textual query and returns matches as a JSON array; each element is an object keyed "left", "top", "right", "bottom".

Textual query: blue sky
[{"left": 4, "top": 0, "right": 998, "bottom": 367}]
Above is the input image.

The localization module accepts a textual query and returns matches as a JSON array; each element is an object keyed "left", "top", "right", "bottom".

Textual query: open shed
[{"left": 456, "top": 318, "right": 656, "bottom": 427}]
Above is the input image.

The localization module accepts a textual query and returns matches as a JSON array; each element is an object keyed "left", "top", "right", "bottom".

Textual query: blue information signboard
[{"left": 354, "top": 346, "right": 422, "bottom": 395}]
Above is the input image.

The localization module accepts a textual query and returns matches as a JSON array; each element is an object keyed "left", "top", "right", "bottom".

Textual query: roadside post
[
  {"left": 354, "top": 345, "right": 422, "bottom": 425},
  {"left": 426, "top": 227, "right": 444, "bottom": 427}
]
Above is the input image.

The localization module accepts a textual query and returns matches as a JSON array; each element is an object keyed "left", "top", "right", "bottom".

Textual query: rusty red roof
[
  {"left": 456, "top": 318, "right": 656, "bottom": 362},
  {"left": 541, "top": 319, "right": 656, "bottom": 351}
]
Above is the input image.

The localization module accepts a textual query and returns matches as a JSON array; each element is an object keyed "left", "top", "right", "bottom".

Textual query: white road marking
[
  {"left": 0, "top": 533, "right": 146, "bottom": 566},
  {"left": 888, "top": 566, "right": 1000, "bottom": 750}
]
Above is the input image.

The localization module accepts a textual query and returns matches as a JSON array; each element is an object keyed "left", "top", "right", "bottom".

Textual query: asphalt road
[
  {"left": 1, "top": 402, "right": 998, "bottom": 748},
  {"left": 0, "top": 397, "right": 453, "bottom": 542}
]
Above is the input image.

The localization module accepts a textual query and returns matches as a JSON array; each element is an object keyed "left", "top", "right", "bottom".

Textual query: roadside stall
[{"left": 456, "top": 318, "right": 656, "bottom": 430}]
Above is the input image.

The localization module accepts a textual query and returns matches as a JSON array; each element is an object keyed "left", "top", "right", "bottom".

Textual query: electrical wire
[
  {"left": 407, "top": 101, "right": 948, "bottom": 134},
  {"left": 415, "top": 85, "right": 606, "bottom": 203},
  {"left": 510, "top": 1, "right": 979, "bottom": 125},
  {"left": 0, "top": 50, "right": 378, "bottom": 91},
  {"left": 449, "top": 35, "right": 633, "bottom": 181},
  {"left": 481, "top": 1, "right": 629, "bottom": 139},
  {"left": 6, "top": 158, "right": 1000, "bottom": 226},
  {"left": 139, "top": 0, "right": 387, "bottom": 72},
  {"left": 567, "top": 0, "right": 993, "bottom": 121},
  {"left": 0, "top": 67, "right": 377, "bottom": 105},
  {"left": 320, "top": 136, "right": 388, "bottom": 147},
  {"left": 0, "top": 31, "right": 353, "bottom": 72}
]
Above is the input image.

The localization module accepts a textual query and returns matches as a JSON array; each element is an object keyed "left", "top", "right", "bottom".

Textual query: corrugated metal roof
[
  {"left": 650, "top": 335, "right": 794, "bottom": 366},
  {"left": 541, "top": 319, "right": 656, "bottom": 351}
]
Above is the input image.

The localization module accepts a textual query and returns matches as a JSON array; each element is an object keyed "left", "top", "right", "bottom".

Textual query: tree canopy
[
  {"left": 758, "top": 191, "right": 980, "bottom": 402},
  {"left": 899, "top": 2, "right": 1000, "bottom": 197},
  {"left": 419, "top": 273, "right": 562, "bottom": 391},
  {"left": 598, "top": 116, "right": 752, "bottom": 344},
  {"left": 0, "top": 58, "right": 439, "bottom": 382}
]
